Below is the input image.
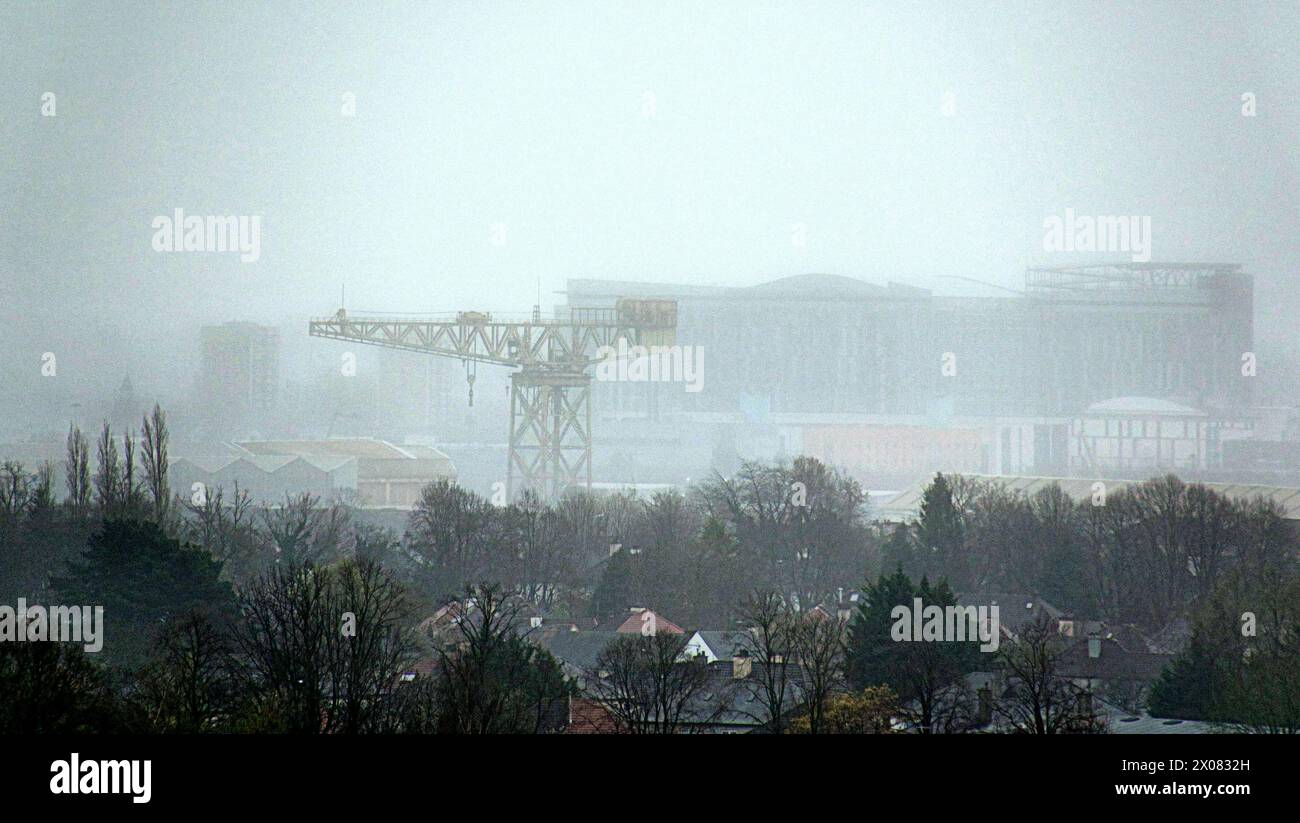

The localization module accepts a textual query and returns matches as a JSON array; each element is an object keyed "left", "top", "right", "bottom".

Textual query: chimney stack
[
  {"left": 1087, "top": 633, "right": 1101, "bottom": 659},
  {"left": 732, "top": 652, "right": 752, "bottom": 680}
]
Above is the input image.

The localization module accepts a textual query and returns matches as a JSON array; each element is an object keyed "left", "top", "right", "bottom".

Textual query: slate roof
[
  {"left": 1055, "top": 637, "right": 1173, "bottom": 685},
  {"left": 539, "top": 631, "right": 623, "bottom": 673},
  {"left": 688, "top": 630, "right": 750, "bottom": 662},
  {"left": 959, "top": 590, "right": 1064, "bottom": 638},
  {"left": 680, "top": 661, "right": 810, "bottom": 730}
]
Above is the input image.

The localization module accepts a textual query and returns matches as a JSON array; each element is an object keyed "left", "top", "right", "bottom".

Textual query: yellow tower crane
[{"left": 308, "top": 298, "right": 677, "bottom": 502}]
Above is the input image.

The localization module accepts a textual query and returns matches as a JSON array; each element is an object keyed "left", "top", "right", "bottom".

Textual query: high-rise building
[{"left": 199, "top": 322, "right": 281, "bottom": 420}]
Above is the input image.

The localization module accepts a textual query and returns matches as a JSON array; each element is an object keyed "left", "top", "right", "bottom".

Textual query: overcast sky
[{"left": 2, "top": 0, "right": 1298, "bottom": 431}]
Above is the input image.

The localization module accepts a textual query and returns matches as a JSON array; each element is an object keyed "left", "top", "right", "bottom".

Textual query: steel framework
[
  {"left": 308, "top": 299, "right": 676, "bottom": 501},
  {"left": 1025, "top": 263, "right": 1242, "bottom": 293}
]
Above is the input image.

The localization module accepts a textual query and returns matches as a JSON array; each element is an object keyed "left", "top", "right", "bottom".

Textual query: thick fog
[{"left": 2, "top": 0, "right": 1298, "bottom": 437}]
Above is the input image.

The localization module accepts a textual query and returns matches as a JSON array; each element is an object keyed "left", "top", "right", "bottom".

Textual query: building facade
[
  {"left": 199, "top": 322, "right": 281, "bottom": 419},
  {"left": 566, "top": 264, "right": 1252, "bottom": 421},
  {"left": 563, "top": 265, "right": 1254, "bottom": 488}
]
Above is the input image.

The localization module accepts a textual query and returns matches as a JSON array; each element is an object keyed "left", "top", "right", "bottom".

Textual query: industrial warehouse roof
[
  {"left": 564, "top": 278, "right": 726, "bottom": 299},
  {"left": 748, "top": 273, "right": 914, "bottom": 298},
  {"left": 173, "top": 438, "right": 455, "bottom": 489},
  {"left": 231, "top": 438, "right": 454, "bottom": 473},
  {"left": 170, "top": 454, "right": 356, "bottom": 475},
  {"left": 876, "top": 474, "right": 1300, "bottom": 522},
  {"left": 235, "top": 438, "right": 423, "bottom": 460},
  {"left": 357, "top": 457, "right": 454, "bottom": 480},
  {"left": 1085, "top": 396, "right": 1206, "bottom": 416},
  {"left": 565, "top": 274, "right": 931, "bottom": 302}
]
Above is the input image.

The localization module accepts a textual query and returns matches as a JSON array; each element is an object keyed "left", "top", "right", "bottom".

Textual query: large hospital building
[{"left": 564, "top": 264, "right": 1269, "bottom": 489}]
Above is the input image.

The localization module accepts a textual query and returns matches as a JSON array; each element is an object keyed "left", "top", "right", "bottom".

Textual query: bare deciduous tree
[
  {"left": 790, "top": 611, "right": 847, "bottom": 734},
  {"left": 234, "top": 558, "right": 412, "bottom": 734},
  {"left": 328, "top": 558, "right": 414, "bottom": 734},
  {"left": 262, "top": 492, "right": 352, "bottom": 567},
  {"left": 141, "top": 403, "right": 170, "bottom": 523},
  {"left": 93, "top": 423, "right": 121, "bottom": 515},
  {"left": 0, "top": 461, "right": 30, "bottom": 524},
  {"left": 136, "top": 612, "right": 236, "bottom": 733},
  {"left": 433, "top": 584, "right": 570, "bottom": 734},
  {"left": 234, "top": 562, "right": 333, "bottom": 733},
  {"left": 64, "top": 424, "right": 91, "bottom": 519},
  {"left": 185, "top": 481, "right": 260, "bottom": 582},
  {"left": 735, "top": 589, "right": 797, "bottom": 733},
  {"left": 405, "top": 480, "right": 490, "bottom": 598},
  {"left": 994, "top": 614, "right": 1106, "bottom": 734},
  {"left": 29, "top": 461, "right": 56, "bottom": 513},
  {"left": 121, "top": 430, "right": 144, "bottom": 518},
  {"left": 588, "top": 632, "right": 719, "bottom": 734}
]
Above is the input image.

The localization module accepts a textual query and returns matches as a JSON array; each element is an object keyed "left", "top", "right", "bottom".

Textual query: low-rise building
[{"left": 169, "top": 437, "right": 455, "bottom": 508}]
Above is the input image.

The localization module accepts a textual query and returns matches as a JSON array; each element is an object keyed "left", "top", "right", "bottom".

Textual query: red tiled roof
[
  {"left": 614, "top": 609, "right": 684, "bottom": 635},
  {"left": 565, "top": 699, "right": 619, "bottom": 734},
  {"left": 395, "top": 658, "right": 438, "bottom": 685}
]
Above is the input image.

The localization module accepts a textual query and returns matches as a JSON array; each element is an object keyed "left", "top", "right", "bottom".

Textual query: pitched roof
[
  {"left": 564, "top": 698, "right": 619, "bottom": 734},
  {"left": 235, "top": 438, "right": 415, "bottom": 460},
  {"left": 540, "top": 631, "right": 623, "bottom": 672},
  {"left": 395, "top": 657, "right": 438, "bottom": 685},
  {"left": 959, "top": 591, "right": 1063, "bottom": 638},
  {"left": 686, "top": 630, "right": 750, "bottom": 662},
  {"left": 679, "top": 661, "right": 810, "bottom": 729},
  {"left": 614, "top": 609, "right": 684, "bottom": 635},
  {"left": 1055, "top": 636, "right": 1173, "bottom": 684},
  {"left": 169, "top": 454, "right": 239, "bottom": 474},
  {"left": 1085, "top": 396, "right": 1206, "bottom": 416},
  {"left": 750, "top": 273, "right": 892, "bottom": 298}
]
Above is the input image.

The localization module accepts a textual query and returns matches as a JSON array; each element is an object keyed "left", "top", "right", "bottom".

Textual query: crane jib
[{"left": 307, "top": 298, "right": 678, "bottom": 502}]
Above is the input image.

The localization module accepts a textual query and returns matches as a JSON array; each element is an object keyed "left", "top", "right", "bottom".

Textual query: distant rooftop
[
  {"left": 234, "top": 438, "right": 436, "bottom": 461},
  {"left": 747, "top": 273, "right": 929, "bottom": 299},
  {"left": 1026, "top": 263, "right": 1244, "bottom": 293},
  {"left": 568, "top": 264, "right": 1245, "bottom": 306},
  {"left": 566, "top": 273, "right": 929, "bottom": 302},
  {"left": 1085, "top": 396, "right": 1206, "bottom": 416},
  {"left": 1098, "top": 698, "right": 1216, "bottom": 734}
]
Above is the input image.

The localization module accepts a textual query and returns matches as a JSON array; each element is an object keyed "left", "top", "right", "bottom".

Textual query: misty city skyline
[
  {"left": 4, "top": 1, "right": 1299, "bottom": 437},
  {"left": 6, "top": 1, "right": 1300, "bottom": 782}
]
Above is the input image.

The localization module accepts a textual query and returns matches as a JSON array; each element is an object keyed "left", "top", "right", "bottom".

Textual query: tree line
[{"left": 2, "top": 403, "right": 1297, "bottom": 733}]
